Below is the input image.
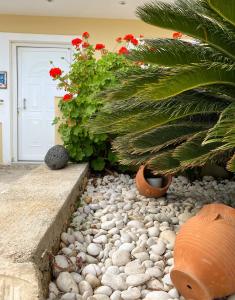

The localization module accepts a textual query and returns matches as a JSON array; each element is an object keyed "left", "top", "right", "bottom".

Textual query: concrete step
[{"left": 0, "top": 163, "right": 88, "bottom": 300}]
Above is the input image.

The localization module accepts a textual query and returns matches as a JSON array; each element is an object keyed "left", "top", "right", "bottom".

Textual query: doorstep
[{"left": 0, "top": 163, "right": 88, "bottom": 300}]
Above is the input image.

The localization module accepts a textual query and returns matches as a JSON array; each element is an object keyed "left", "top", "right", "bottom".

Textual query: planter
[
  {"left": 171, "top": 203, "right": 235, "bottom": 300},
  {"left": 135, "top": 165, "right": 172, "bottom": 198}
]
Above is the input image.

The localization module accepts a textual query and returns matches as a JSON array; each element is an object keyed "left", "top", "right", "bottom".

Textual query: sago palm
[{"left": 89, "top": 0, "right": 235, "bottom": 174}]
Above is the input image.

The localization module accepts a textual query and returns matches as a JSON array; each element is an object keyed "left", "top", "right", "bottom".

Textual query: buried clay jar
[{"left": 171, "top": 203, "right": 235, "bottom": 300}]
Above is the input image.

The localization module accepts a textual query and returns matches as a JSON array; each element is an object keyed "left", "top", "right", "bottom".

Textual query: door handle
[{"left": 23, "top": 98, "right": 27, "bottom": 110}]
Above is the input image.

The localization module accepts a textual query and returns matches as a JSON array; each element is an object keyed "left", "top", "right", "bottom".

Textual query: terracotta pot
[
  {"left": 135, "top": 165, "right": 172, "bottom": 198},
  {"left": 171, "top": 203, "right": 235, "bottom": 300}
]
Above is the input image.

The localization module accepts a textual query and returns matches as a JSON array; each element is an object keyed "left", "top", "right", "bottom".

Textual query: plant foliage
[{"left": 89, "top": 0, "right": 235, "bottom": 174}]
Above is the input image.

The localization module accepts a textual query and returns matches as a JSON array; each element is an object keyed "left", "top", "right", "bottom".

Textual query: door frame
[{"left": 11, "top": 39, "right": 73, "bottom": 162}]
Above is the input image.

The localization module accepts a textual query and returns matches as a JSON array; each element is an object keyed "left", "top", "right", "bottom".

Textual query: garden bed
[{"left": 47, "top": 174, "right": 235, "bottom": 300}]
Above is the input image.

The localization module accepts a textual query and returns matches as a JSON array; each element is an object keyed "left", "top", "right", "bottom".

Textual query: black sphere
[{"left": 44, "top": 145, "right": 69, "bottom": 170}]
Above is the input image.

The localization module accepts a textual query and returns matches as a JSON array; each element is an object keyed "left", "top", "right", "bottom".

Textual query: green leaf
[
  {"left": 227, "top": 153, "right": 235, "bottom": 172},
  {"left": 136, "top": 0, "right": 235, "bottom": 60},
  {"left": 208, "top": 0, "right": 235, "bottom": 26},
  {"left": 148, "top": 151, "right": 182, "bottom": 175},
  {"left": 91, "top": 157, "right": 106, "bottom": 171},
  {"left": 135, "top": 64, "right": 235, "bottom": 101},
  {"left": 108, "top": 150, "right": 118, "bottom": 164}
]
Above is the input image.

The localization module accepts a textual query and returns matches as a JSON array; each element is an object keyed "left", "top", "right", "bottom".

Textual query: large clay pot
[
  {"left": 135, "top": 165, "right": 172, "bottom": 198},
  {"left": 171, "top": 204, "right": 235, "bottom": 300}
]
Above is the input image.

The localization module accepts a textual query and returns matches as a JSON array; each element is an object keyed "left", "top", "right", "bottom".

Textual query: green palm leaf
[
  {"left": 173, "top": 131, "right": 223, "bottom": 167},
  {"left": 129, "top": 39, "right": 232, "bottom": 67},
  {"left": 136, "top": 0, "right": 235, "bottom": 60},
  {"left": 135, "top": 64, "right": 235, "bottom": 101},
  {"left": 204, "top": 102, "right": 235, "bottom": 147},
  {"left": 148, "top": 151, "right": 182, "bottom": 175},
  {"left": 208, "top": 0, "right": 235, "bottom": 26},
  {"left": 227, "top": 153, "right": 235, "bottom": 172}
]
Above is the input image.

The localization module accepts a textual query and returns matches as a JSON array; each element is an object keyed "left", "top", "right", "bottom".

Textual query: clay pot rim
[
  {"left": 171, "top": 269, "right": 212, "bottom": 300},
  {"left": 140, "top": 165, "right": 172, "bottom": 191}
]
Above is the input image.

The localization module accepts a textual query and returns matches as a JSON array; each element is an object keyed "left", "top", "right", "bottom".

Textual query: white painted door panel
[{"left": 17, "top": 47, "right": 71, "bottom": 161}]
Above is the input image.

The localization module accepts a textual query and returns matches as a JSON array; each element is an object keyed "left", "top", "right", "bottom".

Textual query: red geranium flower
[
  {"left": 82, "top": 32, "right": 90, "bottom": 39},
  {"left": 173, "top": 32, "right": 182, "bottom": 39},
  {"left": 131, "top": 38, "right": 139, "bottom": 46},
  {"left": 116, "top": 37, "right": 122, "bottom": 43},
  {"left": 49, "top": 67, "right": 62, "bottom": 78},
  {"left": 123, "top": 34, "right": 134, "bottom": 41},
  {"left": 63, "top": 93, "right": 73, "bottom": 102},
  {"left": 95, "top": 43, "right": 105, "bottom": 50},
  {"left": 82, "top": 42, "right": 90, "bottom": 48},
  {"left": 72, "top": 38, "right": 82, "bottom": 47},
  {"left": 139, "top": 34, "right": 144, "bottom": 38},
  {"left": 118, "top": 46, "right": 129, "bottom": 55}
]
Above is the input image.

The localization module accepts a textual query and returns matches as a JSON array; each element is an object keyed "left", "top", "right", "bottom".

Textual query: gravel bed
[{"left": 47, "top": 174, "right": 235, "bottom": 300}]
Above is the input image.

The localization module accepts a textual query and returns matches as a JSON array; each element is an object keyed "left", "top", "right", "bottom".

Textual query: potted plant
[{"left": 135, "top": 165, "right": 172, "bottom": 198}]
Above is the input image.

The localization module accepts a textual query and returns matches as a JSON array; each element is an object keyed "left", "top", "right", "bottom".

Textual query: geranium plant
[{"left": 50, "top": 32, "right": 141, "bottom": 171}]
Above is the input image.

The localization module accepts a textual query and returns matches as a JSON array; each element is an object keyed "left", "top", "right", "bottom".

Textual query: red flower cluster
[
  {"left": 124, "top": 34, "right": 134, "bottom": 41},
  {"left": 82, "top": 42, "right": 90, "bottom": 48},
  {"left": 63, "top": 93, "right": 73, "bottom": 102},
  {"left": 83, "top": 32, "right": 90, "bottom": 39},
  {"left": 116, "top": 37, "right": 122, "bottom": 43},
  {"left": 123, "top": 34, "right": 139, "bottom": 46},
  {"left": 49, "top": 67, "right": 62, "bottom": 78},
  {"left": 131, "top": 38, "right": 139, "bottom": 46},
  {"left": 72, "top": 38, "right": 82, "bottom": 47},
  {"left": 173, "top": 32, "right": 182, "bottom": 39},
  {"left": 95, "top": 43, "right": 105, "bottom": 50},
  {"left": 119, "top": 46, "right": 129, "bottom": 55}
]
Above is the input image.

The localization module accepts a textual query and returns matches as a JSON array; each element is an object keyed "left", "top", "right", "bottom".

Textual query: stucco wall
[
  {"left": 0, "top": 15, "right": 172, "bottom": 49},
  {"left": 0, "top": 15, "right": 172, "bottom": 164}
]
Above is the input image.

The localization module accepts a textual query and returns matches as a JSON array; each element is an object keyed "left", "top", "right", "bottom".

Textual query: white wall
[{"left": 0, "top": 33, "right": 75, "bottom": 164}]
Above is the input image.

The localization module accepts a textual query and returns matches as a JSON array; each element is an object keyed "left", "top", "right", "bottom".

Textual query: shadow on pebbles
[{"left": 47, "top": 174, "right": 235, "bottom": 300}]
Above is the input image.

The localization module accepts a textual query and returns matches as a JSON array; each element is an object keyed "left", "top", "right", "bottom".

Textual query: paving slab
[{"left": 0, "top": 163, "right": 88, "bottom": 300}]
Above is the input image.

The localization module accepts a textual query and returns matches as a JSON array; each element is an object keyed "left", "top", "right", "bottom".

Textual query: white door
[{"left": 17, "top": 46, "right": 71, "bottom": 161}]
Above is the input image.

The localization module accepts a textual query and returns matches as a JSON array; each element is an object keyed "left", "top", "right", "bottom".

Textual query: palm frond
[
  {"left": 208, "top": 0, "right": 235, "bottom": 26},
  {"left": 203, "top": 102, "right": 235, "bottom": 149},
  {"left": 173, "top": 131, "right": 223, "bottom": 167},
  {"left": 227, "top": 153, "right": 235, "bottom": 172},
  {"left": 134, "top": 64, "right": 235, "bottom": 100},
  {"left": 148, "top": 151, "right": 182, "bottom": 175},
  {"left": 136, "top": 0, "right": 235, "bottom": 60},
  {"left": 129, "top": 39, "right": 233, "bottom": 66}
]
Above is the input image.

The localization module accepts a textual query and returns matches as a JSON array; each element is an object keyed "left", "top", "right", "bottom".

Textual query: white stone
[
  {"left": 93, "top": 295, "right": 110, "bottom": 300},
  {"left": 147, "top": 227, "right": 160, "bottom": 237},
  {"left": 78, "top": 280, "right": 93, "bottom": 295},
  {"left": 73, "top": 231, "right": 84, "bottom": 243},
  {"left": 121, "top": 287, "right": 141, "bottom": 300},
  {"left": 126, "top": 273, "right": 150, "bottom": 286},
  {"left": 56, "top": 272, "right": 79, "bottom": 293},
  {"left": 124, "top": 259, "right": 146, "bottom": 275},
  {"left": 94, "top": 286, "right": 112, "bottom": 296},
  {"left": 112, "top": 249, "right": 130, "bottom": 266},
  {"left": 119, "top": 243, "right": 135, "bottom": 252},
  {"left": 125, "top": 190, "right": 136, "bottom": 200},
  {"left": 144, "top": 291, "right": 170, "bottom": 300},
  {"left": 146, "top": 267, "right": 163, "bottom": 278},
  {"left": 82, "top": 264, "right": 102, "bottom": 277},
  {"left": 70, "top": 272, "right": 82, "bottom": 284},
  {"left": 93, "top": 235, "right": 107, "bottom": 244},
  {"left": 49, "top": 282, "right": 59, "bottom": 295},
  {"left": 127, "top": 220, "right": 144, "bottom": 229},
  {"left": 160, "top": 230, "right": 176, "bottom": 246},
  {"left": 85, "top": 274, "right": 100, "bottom": 288},
  {"left": 101, "top": 220, "right": 116, "bottom": 230},
  {"left": 87, "top": 243, "right": 102, "bottom": 256},
  {"left": 147, "top": 279, "right": 164, "bottom": 290},
  {"left": 168, "top": 288, "right": 179, "bottom": 298},
  {"left": 61, "top": 293, "right": 76, "bottom": 300},
  {"left": 150, "top": 241, "right": 166, "bottom": 256},
  {"left": 101, "top": 272, "right": 127, "bottom": 291},
  {"left": 162, "top": 273, "right": 173, "bottom": 286},
  {"left": 110, "top": 291, "right": 122, "bottom": 300}
]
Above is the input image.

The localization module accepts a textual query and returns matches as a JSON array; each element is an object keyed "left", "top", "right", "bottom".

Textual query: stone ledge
[{"left": 0, "top": 163, "right": 88, "bottom": 299}]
